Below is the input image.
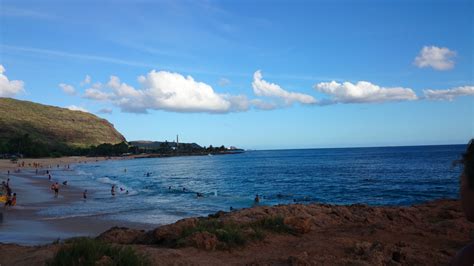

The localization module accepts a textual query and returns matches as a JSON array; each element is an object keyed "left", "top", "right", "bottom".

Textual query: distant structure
[{"left": 176, "top": 134, "right": 179, "bottom": 151}]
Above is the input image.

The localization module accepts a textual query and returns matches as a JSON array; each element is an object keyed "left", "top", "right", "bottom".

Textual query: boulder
[
  {"left": 96, "top": 227, "right": 145, "bottom": 244},
  {"left": 284, "top": 216, "right": 313, "bottom": 234},
  {"left": 151, "top": 218, "right": 198, "bottom": 245}
]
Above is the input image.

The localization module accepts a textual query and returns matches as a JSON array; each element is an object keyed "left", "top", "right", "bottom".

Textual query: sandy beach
[{"left": 0, "top": 156, "right": 152, "bottom": 245}]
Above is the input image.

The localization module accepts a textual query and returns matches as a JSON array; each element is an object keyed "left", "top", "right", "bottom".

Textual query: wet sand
[{"left": 0, "top": 157, "right": 152, "bottom": 245}]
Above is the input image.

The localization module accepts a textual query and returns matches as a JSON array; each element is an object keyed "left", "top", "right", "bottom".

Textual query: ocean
[{"left": 39, "top": 144, "right": 465, "bottom": 226}]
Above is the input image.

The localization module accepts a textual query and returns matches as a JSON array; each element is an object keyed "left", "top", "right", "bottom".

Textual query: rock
[
  {"left": 95, "top": 255, "right": 112, "bottom": 266},
  {"left": 96, "top": 227, "right": 145, "bottom": 244},
  {"left": 185, "top": 232, "right": 218, "bottom": 250},
  {"left": 392, "top": 250, "right": 405, "bottom": 263},
  {"left": 151, "top": 218, "right": 198, "bottom": 245},
  {"left": 284, "top": 216, "right": 313, "bottom": 234}
]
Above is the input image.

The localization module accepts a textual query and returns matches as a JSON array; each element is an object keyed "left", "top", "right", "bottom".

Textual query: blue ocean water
[{"left": 40, "top": 145, "right": 465, "bottom": 226}]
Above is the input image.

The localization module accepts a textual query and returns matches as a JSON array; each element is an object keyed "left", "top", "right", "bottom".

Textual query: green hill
[{"left": 0, "top": 97, "right": 126, "bottom": 150}]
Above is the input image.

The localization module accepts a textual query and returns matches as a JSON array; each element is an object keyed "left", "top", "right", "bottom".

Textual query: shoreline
[
  {"left": 1, "top": 156, "right": 472, "bottom": 265},
  {"left": 0, "top": 156, "right": 153, "bottom": 245},
  {"left": 0, "top": 198, "right": 472, "bottom": 265}
]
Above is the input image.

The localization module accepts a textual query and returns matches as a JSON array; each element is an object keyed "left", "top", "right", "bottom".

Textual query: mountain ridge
[{"left": 0, "top": 97, "right": 126, "bottom": 148}]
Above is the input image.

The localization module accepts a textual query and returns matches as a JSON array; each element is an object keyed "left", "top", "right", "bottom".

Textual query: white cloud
[
  {"left": 423, "top": 86, "right": 474, "bottom": 101},
  {"left": 252, "top": 70, "right": 317, "bottom": 105},
  {"left": 314, "top": 81, "right": 418, "bottom": 104},
  {"left": 0, "top": 65, "right": 24, "bottom": 97},
  {"left": 97, "top": 108, "right": 113, "bottom": 114},
  {"left": 84, "top": 70, "right": 249, "bottom": 113},
  {"left": 66, "top": 105, "right": 89, "bottom": 113},
  {"left": 218, "top": 78, "right": 231, "bottom": 87},
  {"left": 84, "top": 82, "right": 112, "bottom": 101},
  {"left": 414, "top": 46, "right": 456, "bottom": 71},
  {"left": 80, "top": 75, "right": 91, "bottom": 86},
  {"left": 250, "top": 99, "right": 278, "bottom": 110},
  {"left": 59, "top": 83, "right": 76, "bottom": 95}
]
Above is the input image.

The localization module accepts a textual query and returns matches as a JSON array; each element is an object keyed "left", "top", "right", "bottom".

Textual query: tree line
[{"left": 0, "top": 134, "right": 230, "bottom": 158}]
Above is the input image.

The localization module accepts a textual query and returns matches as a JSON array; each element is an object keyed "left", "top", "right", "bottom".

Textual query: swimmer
[
  {"left": 111, "top": 185, "right": 116, "bottom": 196},
  {"left": 254, "top": 194, "right": 260, "bottom": 203},
  {"left": 196, "top": 192, "right": 204, "bottom": 197},
  {"left": 83, "top": 190, "right": 87, "bottom": 199},
  {"left": 62, "top": 181, "right": 68, "bottom": 186}
]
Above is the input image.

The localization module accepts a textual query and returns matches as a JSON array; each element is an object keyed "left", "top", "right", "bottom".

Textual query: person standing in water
[
  {"left": 83, "top": 190, "right": 87, "bottom": 199},
  {"left": 111, "top": 185, "right": 116, "bottom": 196},
  {"left": 51, "top": 182, "right": 59, "bottom": 197},
  {"left": 4, "top": 193, "right": 16, "bottom": 208}
]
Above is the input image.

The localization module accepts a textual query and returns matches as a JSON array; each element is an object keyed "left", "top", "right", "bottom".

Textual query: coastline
[
  {"left": 0, "top": 156, "right": 472, "bottom": 265},
  {"left": 0, "top": 156, "right": 153, "bottom": 245},
  {"left": 0, "top": 198, "right": 473, "bottom": 265}
]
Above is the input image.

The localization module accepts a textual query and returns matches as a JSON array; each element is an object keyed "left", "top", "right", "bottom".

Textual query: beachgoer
[
  {"left": 230, "top": 206, "right": 234, "bottom": 211},
  {"left": 182, "top": 187, "right": 186, "bottom": 192},
  {"left": 4, "top": 193, "right": 16, "bottom": 208},
  {"left": 7, "top": 170, "right": 9, "bottom": 175},
  {"left": 254, "top": 194, "right": 260, "bottom": 203},
  {"left": 51, "top": 182, "right": 59, "bottom": 197},
  {"left": 48, "top": 174, "right": 51, "bottom": 181},
  {"left": 168, "top": 186, "right": 171, "bottom": 190},
  {"left": 6, "top": 185, "right": 12, "bottom": 197},
  {"left": 126, "top": 190, "right": 129, "bottom": 194},
  {"left": 62, "top": 181, "right": 68, "bottom": 186},
  {"left": 451, "top": 139, "right": 474, "bottom": 265},
  {"left": 196, "top": 192, "right": 203, "bottom": 197},
  {"left": 111, "top": 185, "right": 116, "bottom": 196},
  {"left": 83, "top": 190, "right": 87, "bottom": 199}
]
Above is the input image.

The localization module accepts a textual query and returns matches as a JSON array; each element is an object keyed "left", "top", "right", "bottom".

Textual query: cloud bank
[
  {"left": 414, "top": 46, "right": 456, "bottom": 71},
  {"left": 314, "top": 81, "right": 418, "bottom": 104},
  {"left": 423, "top": 86, "right": 474, "bottom": 101},
  {"left": 0, "top": 65, "right": 24, "bottom": 97},
  {"left": 78, "top": 69, "right": 472, "bottom": 114}
]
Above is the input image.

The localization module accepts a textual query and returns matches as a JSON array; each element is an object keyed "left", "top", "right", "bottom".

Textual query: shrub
[
  {"left": 46, "top": 238, "right": 149, "bottom": 266},
  {"left": 176, "top": 216, "right": 292, "bottom": 250}
]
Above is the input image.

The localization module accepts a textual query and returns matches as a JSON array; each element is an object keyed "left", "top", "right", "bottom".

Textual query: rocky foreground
[{"left": 1, "top": 199, "right": 473, "bottom": 265}]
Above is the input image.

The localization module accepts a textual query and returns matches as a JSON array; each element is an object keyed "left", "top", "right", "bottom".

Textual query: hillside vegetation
[{"left": 0, "top": 97, "right": 126, "bottom": 156}]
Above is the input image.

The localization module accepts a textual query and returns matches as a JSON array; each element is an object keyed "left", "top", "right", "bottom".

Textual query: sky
[{"left": 0, "top": 0, "right": 473, "bottom": 150}]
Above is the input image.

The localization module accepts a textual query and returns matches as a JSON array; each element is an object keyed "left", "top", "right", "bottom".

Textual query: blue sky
[{"left": 0, "top": 0, "right": 472, "bottom": 149}]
